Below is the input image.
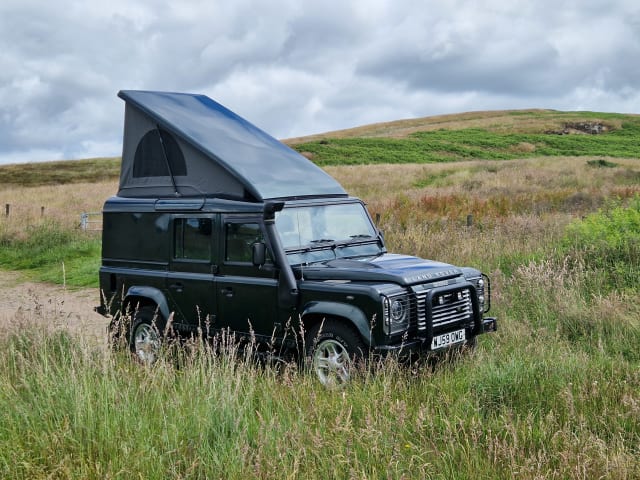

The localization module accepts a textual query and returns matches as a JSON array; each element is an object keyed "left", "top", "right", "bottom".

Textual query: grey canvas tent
[{"left": 117, "top": 90, "right": 347, "bottom": 201}]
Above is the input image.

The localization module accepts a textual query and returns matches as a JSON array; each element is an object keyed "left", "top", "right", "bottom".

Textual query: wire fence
[
  {"left": 2, "top": 203, "right": 102, "bottom": 232},
  {"left": 80, "top": 212, "right": 103, "bottom": 231}
]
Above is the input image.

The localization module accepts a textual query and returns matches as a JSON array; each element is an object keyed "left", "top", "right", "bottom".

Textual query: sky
[{"left": 1, "top": 0, "right": 639, "bottom": 165}]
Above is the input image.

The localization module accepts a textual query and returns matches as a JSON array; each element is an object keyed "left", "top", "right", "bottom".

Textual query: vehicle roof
[
  {"left": 117, "top": 90, "right": 347, "bottom": 201},
  {"left": 102, "top": 195, "right": 362, "bottom": 214}
]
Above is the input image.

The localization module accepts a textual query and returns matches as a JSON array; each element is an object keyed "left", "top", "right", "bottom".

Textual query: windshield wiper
[
  {"left": 307, "top": 238, "right": 339, "bottom": 251},
  {"left": 349, "top": 234, "right": 374, "bottom": 239}
]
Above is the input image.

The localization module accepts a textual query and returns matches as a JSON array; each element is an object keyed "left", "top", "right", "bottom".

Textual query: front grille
[
  {"left": 433, "top": 289, "right": 473, "bottom": 329},
  {"left": 415, "top": 291, "right": 428, "bottom": 332},
  {"left": 415, "top": 287, "right": 473, "bottom": 332}
]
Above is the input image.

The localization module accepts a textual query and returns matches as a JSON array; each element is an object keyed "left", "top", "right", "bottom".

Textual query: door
[
  {"left": 216, "top": 218, "right": 278, "bottom": 340},
  {"left": 166, "top": 215, "right": 217, "bottom": 334}
]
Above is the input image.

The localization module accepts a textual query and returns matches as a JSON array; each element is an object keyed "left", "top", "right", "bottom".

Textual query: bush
[{"left": 563, "top": 196, "right": 640, "bottom": 292}]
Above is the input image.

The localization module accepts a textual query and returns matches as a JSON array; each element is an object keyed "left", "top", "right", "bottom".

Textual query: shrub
[{"left": 563, "top": 196, "right": 640, "bottom": 292}]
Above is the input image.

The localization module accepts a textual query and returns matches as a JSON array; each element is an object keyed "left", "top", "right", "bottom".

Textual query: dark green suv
[{"left": 97, "top": 90, "right": 497, "bottom": 385}]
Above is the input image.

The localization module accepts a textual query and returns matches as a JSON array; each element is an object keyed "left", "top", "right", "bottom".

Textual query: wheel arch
[
  {"left": 122, "top": 286, "right": 170, "bottom": 321},
  {"left": 300, "top": 301, "right": 374, "bottom": 347}
]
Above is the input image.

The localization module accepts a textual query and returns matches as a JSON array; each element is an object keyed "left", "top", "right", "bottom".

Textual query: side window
[
  {"left": 225, "top": 222, "right": 263, "bottom": 263},
  {"left": 174, "top": 217, "right": 213, "bottom": 261}
]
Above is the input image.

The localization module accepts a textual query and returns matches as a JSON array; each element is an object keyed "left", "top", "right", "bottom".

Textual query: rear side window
[{"left": 174, "top": 217, "right": 213, "bottom": 261}]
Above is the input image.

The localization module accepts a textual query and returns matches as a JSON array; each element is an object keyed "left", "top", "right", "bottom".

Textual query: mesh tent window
[{"left": 133, "top": 128, "right": 187, "bottom": 178}]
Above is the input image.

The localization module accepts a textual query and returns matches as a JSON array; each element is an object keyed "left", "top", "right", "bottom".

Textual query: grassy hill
[
  {"left": 0, "top": 157, "right": 121, "bottom": 187},
  {"left": 2, "top": 109, "right": 640, "bottom": 186},
  {"left": 289, "top": 110, "right": 640, "bottom": 165},
  {"left": 284, "top": 109, "right": 632, "bottom": 141}
]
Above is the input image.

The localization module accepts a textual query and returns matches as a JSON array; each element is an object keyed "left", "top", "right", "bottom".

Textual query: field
[{"left": 0, "top": 110, "right": 639, "bottom": 479}]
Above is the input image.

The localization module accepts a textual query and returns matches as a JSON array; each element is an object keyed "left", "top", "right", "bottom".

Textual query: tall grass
[
  {"left": 562, "top": 196, "right": 640, "bottom": 293},
  {"left": 1, "top": 280, "right": 638, "bottom": 480},
  {"left": 0, "top": 181, "right": 113, "bottom": 286},
  {"left": 2, "top": 157, "right": 638, "bottom": 288},
  {"left": 0, "top": 190, "right": 639, "bottom": 478},
  {"left": 0, "top": 221, "right": 100, "bottom": 287}
]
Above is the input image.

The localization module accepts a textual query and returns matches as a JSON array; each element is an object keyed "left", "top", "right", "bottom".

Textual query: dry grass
[
  {"left": 329, "top": 157, "right": 640, "bottom": 207},
  {"left": 0, "top": 157, "right": 120, "bottom": 186},
  {"left": 0, "top": 181, "right": 117, "bottom": 233},
  {"left": 2, "top": 156, "right": 638, "bottom": 257}
]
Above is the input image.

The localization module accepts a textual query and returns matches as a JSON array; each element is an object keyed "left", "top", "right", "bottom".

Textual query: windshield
[{"left": 275, "top": 202, "right": 382, "bottom": 264}]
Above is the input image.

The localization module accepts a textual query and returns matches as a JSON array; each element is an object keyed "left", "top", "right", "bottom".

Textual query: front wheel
[{"left": 306, "top": 320, "right": 366, "bottom": 387}]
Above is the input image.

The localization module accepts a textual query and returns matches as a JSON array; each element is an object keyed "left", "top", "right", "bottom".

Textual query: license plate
[{"left": 431, "top": 329, "right": 466, "bottom": 350}]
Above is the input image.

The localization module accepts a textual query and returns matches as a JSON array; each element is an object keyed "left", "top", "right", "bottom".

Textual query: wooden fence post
[
  {"left": 4, "top": 204, "right": 9, "bottom": 217},
  {"left": 466, "top": 214, "right": 473, "bottom": 227}
]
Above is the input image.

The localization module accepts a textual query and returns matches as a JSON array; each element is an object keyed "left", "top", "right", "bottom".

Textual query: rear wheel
[
  {"left": 306, "top": 320, "right": 366, "bottom": 387},
  {"left": 130, "top": 306, "right": 164, "bottom": 365}
]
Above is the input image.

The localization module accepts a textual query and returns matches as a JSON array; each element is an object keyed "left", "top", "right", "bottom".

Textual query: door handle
[
  {"left": 221, "top": 287, "right": 234, "bottom": 298},
  {"left": 170, "top": 282, "right": 184, "bottom": 293}
]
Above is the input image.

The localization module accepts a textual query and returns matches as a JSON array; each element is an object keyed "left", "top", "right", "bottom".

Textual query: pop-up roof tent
[{"left": 117, "top": 90, "right": 347, "bottom": 201}]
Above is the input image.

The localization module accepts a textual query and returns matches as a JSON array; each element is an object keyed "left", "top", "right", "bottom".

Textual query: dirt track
[{"left": 0, "top": 270, "right": 109, "bottom": 344}]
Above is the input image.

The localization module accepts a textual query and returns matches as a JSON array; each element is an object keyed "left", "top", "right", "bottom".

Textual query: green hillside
[
  {"left": 1, "top": 109, "right": 639, "bottom": 186},
  {"left": 0, "top": 157, "right": 121, "bottom": 187},
  {"left": 292, "top": 110, "right": 640, "bottom": 165}
]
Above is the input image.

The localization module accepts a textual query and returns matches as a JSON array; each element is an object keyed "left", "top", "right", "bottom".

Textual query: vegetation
[
  {"left": 563, "top": 197, "right": 640, "bottom": 293},
  {"left": 294, "top": 116, "right": 640, "bottom": 166},
  {"left": 0, "top": 109, "right": 639, "bottom": 478},
  {"left": 0, "top": 157, "right": 120, "bottom": 187},
  {"left": 0, "top": 222, "right": 100, "bottom": 287},
  {"left": 0, "top": 317, "right": 637, "bottom": 479}
]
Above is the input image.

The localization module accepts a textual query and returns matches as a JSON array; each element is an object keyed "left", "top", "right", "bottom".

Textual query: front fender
[
  {"left": 301, "top": 301, "right": 374, "bottom": 347},
  {"left": 125, "top": 286, "right": 171, "bottom": 320}
]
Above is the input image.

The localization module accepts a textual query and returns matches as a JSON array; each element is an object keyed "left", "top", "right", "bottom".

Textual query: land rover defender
[{"left": 97, "top": 90, "right": 497, "bottom": 385}]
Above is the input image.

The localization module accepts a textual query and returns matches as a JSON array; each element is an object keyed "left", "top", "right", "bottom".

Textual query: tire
[
  {"left": 129, "top": 306, "right": 165, "bottom": 365},
  {"left": 305, "top": 319, "right": 366, "bottom": 387}
]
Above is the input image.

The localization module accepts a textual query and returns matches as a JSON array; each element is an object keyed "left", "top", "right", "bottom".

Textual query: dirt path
[{"left": 0, "top": 270, "right": 109, "bottom": 345}]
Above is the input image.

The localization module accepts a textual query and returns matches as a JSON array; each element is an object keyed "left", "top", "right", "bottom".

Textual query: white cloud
[{"left": 0, "top": 0, "right": 639, "bottom": 164}]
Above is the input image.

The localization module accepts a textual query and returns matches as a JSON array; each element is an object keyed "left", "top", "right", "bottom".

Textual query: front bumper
[
  {"left": 373, "top": 316, "right": 497, "bottom": 354},
  {"left": 481, "top": 316, "right": 497, "bottom": 333}
]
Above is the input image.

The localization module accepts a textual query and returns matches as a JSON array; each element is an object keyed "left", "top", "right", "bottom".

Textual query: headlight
[
  {"left": 383, "top": 295, "right": 410, "bottom": 335},
  {"left": 463, "top": 269, "right": 491, "bottom": 314},
  {"left": 476, "top": 274, "right": 491, "bottom": 313}
]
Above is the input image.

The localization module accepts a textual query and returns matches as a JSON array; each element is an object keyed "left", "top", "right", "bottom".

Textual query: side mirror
[{"left": 252, "top": 242, "right": 266, "bottom": 266}]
